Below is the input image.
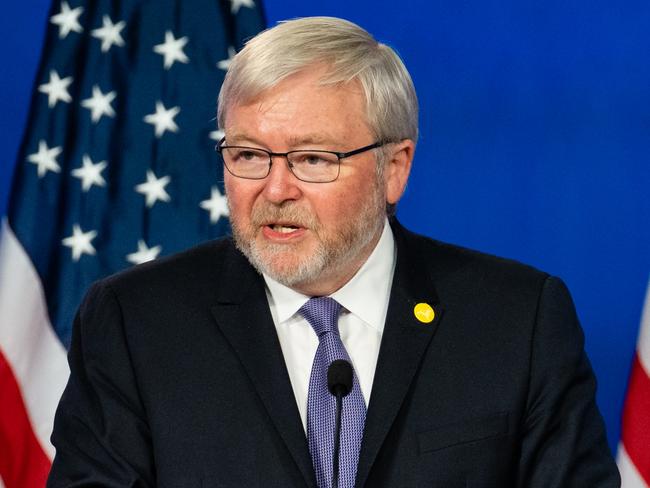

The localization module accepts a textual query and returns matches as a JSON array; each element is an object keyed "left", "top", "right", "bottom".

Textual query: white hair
[{"left": 217, "top": 16, "right": 419, "bottom": 144}]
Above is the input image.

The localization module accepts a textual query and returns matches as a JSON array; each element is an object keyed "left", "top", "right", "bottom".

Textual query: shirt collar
[{"left": 263, "top": 219, "right": 396, "bottom": 331}]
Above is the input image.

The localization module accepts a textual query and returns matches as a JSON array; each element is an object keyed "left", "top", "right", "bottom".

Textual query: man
[{"left": 48, "top": 17, "right": 619, "bottom": 487}]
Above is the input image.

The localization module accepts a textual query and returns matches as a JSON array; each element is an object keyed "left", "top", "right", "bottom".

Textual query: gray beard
[{"left": 229, "top": 181, "right": 386, "bottom": 290}]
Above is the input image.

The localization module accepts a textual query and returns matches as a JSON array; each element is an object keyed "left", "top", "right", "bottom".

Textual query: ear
[{"left": 384, "top": 139, "right": 415, "bottom": 205}]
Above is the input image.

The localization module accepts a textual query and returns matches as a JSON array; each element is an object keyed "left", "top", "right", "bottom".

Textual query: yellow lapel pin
[{"left": 413, "top": 302, "right": 435, "bottom": 323}]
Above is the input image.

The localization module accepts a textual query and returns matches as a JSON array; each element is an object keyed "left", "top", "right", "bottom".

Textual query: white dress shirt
[{"left": 263, "top": 220, "right": 396, "bottom": 432}]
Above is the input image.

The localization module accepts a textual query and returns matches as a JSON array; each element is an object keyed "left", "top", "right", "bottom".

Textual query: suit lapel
[
  {"left": 210, "top": 247, "right": 316, "bottom": 488},
  {"left": 356, "top": 222, "right": 444, "bottom": 487}
]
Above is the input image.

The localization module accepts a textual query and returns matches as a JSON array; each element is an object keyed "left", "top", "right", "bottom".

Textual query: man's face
[{"left": 223, "top": 67, "right": 396, "bottom": 295}]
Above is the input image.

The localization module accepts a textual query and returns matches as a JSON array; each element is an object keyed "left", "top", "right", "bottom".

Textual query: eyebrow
[
  {"left": 285, "top": 135, "right": 336, "bottom": 147},
  {"left": 226, "top": 133, "right": 338, "bottom": 149}
]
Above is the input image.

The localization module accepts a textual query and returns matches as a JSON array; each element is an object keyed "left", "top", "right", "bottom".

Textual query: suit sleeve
[
  {"left": 517, "top": 276, "right": 620, "bottom": 487},
  {"left": 47, "top": 281, "right": 155, "bottom": 487}
]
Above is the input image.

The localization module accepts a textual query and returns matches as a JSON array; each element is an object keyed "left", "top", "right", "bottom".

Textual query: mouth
[
  {"left": 269, "top": 224, "right": 300, "bottom": 234},
  {"left": 262, "top": 222, "right": 306, "bottom": 240}
]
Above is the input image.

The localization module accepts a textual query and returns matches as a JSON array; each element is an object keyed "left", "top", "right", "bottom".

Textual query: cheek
[
  {"left": 308, "top": 189, "right": 354, "bottom": 224},
  {"left": 225, "top": 178, "right": 255, "bottom": 213},
  {"left": 223, "top": 172, "right": 239, "bottom": 198}
]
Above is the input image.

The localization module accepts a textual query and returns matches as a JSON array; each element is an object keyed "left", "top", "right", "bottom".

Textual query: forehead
[{"left": 223, "top": 68, "right": 373, "bottom": 146}]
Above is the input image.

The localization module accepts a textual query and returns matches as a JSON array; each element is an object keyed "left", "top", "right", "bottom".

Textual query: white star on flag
[
  {"left": 50, "top": 1, "right": 84, "bottom": 39},
  {"left": 27, "top": 140, "right": 62, "bottom": 178},
  {"left": 143, "top": 101, "right": 180, "bottom": 138},
  {"left": 38, "top": 70, "right": 73, "bottom": 108},
  {"left": 230, "top": 0, "right": 255, "bottom": 14},
  {"left": 217, "top": 46, "right": 236, "bottom": 71},
  {"left": 135, "top": 170, "right": 171, "bottom": 207},
  {"left": 62, "top": 224, "right": 97, "bottom": 261},
  {"left": 200, "top": 186, "right": 229, "bottom": 224},
  {"left": 153, "top": 30, "right": 190, "bottom": 69},
  {"left": 126, "top": 239, "right": 162, "bottom": 265},
  {"left": 91, "top": 15, "right": 126, "bottom": 52},
  {"left": 81, "top": 85, "right": 116, "bottom": 123},
  {"left": 71, "top": 155, "right": 107, "bottom": 191},
  {"left": 209, "top": 129, "right": 225, "bottom": 142}
]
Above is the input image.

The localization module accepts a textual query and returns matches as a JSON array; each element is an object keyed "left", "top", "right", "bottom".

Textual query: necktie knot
[{"left": 299, "top": 296, "right": 342, "bottom": 338}]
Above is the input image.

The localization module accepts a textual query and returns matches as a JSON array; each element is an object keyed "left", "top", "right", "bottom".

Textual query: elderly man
[{"left": 48, "top": 17, "right": 619, "bottom": 488}]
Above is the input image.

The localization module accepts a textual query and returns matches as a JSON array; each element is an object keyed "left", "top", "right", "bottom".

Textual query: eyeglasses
[{"left": 216, "top": 138, "right": 386, "bottom": 183}]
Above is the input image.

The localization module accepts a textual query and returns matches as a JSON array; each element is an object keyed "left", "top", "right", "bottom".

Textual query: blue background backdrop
[{"left": 2, "top": 0, "right": 649, "bottom": 454}]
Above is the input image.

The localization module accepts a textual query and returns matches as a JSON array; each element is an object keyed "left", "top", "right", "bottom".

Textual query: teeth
[{"left": 272, "top": 225, "right": 297, "bottom": 234}]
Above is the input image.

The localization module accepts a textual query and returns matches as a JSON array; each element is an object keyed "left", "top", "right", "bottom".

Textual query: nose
[{"left": 262, "top": 155, "right": 302, "bottom": 204}]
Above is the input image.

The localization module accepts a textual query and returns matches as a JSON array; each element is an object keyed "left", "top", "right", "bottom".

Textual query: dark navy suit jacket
[{"left": 48, "top": 221, "right": 620, "bottom": 487}]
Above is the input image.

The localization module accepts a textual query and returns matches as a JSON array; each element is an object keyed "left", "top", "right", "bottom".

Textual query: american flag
[
  {"left": 0, "top": 0, "right": 265, "bottom": 486},
  {"left": 618, "top": 278, "right": 650, "bottom": 487}
]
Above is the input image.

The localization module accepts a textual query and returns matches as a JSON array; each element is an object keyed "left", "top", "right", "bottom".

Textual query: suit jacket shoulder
[
  {"left": 101, "top": 237, "right": 241, "bottom": 301},
  {"left": 394, "top": 221, "right": 549, "bottom": 297}
]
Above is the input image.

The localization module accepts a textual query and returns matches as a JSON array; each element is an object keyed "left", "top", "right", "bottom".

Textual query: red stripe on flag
[
  {"left": 621, "top": 353, "right": 650, "bottom": 485},
  {"left": 0, "top": 349, "right": 51, "bottom": 488}
]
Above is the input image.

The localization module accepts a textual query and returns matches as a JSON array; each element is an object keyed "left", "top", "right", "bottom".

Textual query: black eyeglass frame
[{"left": 215, "top": 138, "right": 387, "bottom": 183}]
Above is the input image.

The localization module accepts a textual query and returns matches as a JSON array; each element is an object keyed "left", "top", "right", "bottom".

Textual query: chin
[{"left": 248, "top": 242, "right": 328, "bottom": 288}]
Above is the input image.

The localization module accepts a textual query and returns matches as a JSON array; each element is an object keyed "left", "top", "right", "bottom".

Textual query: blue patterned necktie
[{"left": 300, "top": 297, "right": 367, "bottom": 488}]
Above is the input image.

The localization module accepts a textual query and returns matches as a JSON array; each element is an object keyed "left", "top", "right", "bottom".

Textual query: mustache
[{"left": 250, "top": 202, "right": 319, "bottom": 229}]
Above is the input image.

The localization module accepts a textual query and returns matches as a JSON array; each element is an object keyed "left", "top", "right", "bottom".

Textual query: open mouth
[
  {"left": 263, "top": 223, "right": 305, "bottom": 239},
  {"left": 270, "top": 224, "right": 300, "bottom": 234}
]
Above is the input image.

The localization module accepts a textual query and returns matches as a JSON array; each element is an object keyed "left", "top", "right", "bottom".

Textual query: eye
[
  {"left": 229, "top": 148, "right": 267, "bottom": 163},
  {"left": 305, "top": 154, "right": 328, "bottom": 165},
  {"left": 292, "top": 151, "right": 337, "bottom": 166},
  {"left": 240, "top": 150, "right": 258, "bottom": 161}
]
